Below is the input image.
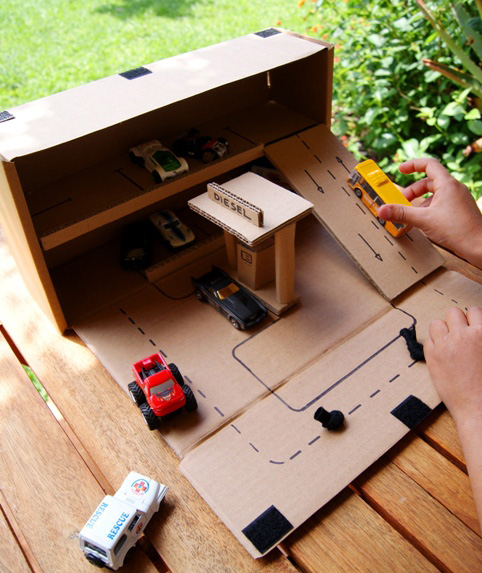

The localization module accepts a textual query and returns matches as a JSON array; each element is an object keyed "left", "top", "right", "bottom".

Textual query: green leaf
[
  {"left": 402, "top": 138, "right": 420, "bottom": 156},
  {"left": 465, "top": 108, "right": 481, "bottom": 119},
  {"left": 451, "top": 2, "right": 482, "bottom": 61},
  {"left": 422, "top": 58, "right": 482, "bottom": 99},
  {"left": 417, "top": 0, "right": 482, "bottom": 83},
  {"left": 437, "top": 115, "right": 451, "bottom": 128},
  {"left": 364, "top": 107, "right": 382, "bottom": 123},
  {"left": 371, "top": 133, "right": 398, "bottom": 150},
  {"left": 468, "top": 119, "right": 482, "bottom": 135},
  {"left": 392, "top": 16, "right": 411, "bottom": 31},
  {"left": 441, "top": 101, "right": 466, "bottom": 116},
  {"left": 367, "top": 34, "right": 387, "bottom": 47}
]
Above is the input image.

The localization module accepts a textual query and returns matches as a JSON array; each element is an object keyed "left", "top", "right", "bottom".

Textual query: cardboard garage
[{"left": 0, "top": 29, "right": 481, "bottom": 558}]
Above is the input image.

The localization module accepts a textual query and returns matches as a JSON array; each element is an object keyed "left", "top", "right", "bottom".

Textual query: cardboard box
[
  {"left": 1, "top": 29, "right": 480, "bottom": 559},
  {"left": 237, "top": 239, "right": 275, "bottom": 290}
]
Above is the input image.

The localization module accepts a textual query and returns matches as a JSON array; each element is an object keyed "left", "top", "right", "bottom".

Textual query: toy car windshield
[
  {"left": 149, "top": 380, "right": 175, "bottom": 396},
  {"left": 163, "top": 220, "right": 181, "bottom": 230},
  {"left": 152, "top": 150, "right": 182, "bottom": 171},
  {"left": 84, "top": 541, "right": 107, "bottom": 557},
  {"left": 217, "top": 283, "right": 240, "bottom": 300}
]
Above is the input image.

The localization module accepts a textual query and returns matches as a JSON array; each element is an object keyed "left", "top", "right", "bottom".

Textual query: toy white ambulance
[{"left": 79, "top": 472, "right": 168, "bottom": 569}]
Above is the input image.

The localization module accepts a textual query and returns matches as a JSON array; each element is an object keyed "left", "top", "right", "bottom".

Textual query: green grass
[{"left": 1, "top": 0, "right": 309, "bottom": 108}]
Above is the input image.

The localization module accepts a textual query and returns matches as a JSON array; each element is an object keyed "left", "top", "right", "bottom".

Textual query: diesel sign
[{"left": 207, "top": 183, "right": 263, "bottom": 227}]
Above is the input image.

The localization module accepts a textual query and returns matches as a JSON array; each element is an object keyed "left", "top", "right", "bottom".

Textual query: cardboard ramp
[{"left": 265, "top": 124, "right": 445, "bottom": 300}]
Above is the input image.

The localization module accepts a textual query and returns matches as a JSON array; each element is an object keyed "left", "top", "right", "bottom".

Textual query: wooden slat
[
  {"left": 439, "top": 246, "right": 482, "bottom": 285},
  {"left": 0, "top": 330, "right": 157, "bottom": 573},
  {"left": 0, "top": 500, "right": 32, "bottom": 573},
  {"left": 0, "top": 236, "right": 297, "bottom": 573},
  {"left": 355, "top": 459, "right": 482, "bottom": 572},
  {"left": 285, "top": 488, "right": 436, "bottom": 572},
  {"left": 416, "top": 407, "right": 466, "bottom": 470},
  {"left": 387, "top": 434, "right": 478, "bottom": 534}
]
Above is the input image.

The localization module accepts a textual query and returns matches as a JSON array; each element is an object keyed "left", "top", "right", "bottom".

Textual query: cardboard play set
[{"left": 1, "top": 29, "right": 481, "bottom": 558}]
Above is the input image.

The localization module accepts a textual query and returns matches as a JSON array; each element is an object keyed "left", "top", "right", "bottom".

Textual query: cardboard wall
[
  {"left": 15, "top": 74, "right": 270, "bottom": 195},
  {"left": 0, "top": 162, "right": 67, "bottom": 331}
]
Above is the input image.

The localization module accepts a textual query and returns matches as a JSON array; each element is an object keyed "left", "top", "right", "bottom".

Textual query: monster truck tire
[
  {"left": 128, "top": 381, "right": 146, "bottom": 406},
  {"left": 168, "top": 363, "right": 184, "bottom": 386},
  {"left": 140, "top": 403, "right": 160, "bottom": 430},
  {"left": 182, "top": 385, "right": 198, "bottom": 413}
]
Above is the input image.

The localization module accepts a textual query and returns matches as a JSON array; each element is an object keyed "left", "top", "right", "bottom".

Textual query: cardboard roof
[
  {"left": 188, "top": 172, "right": 314, "bottom": 246},
  {"left": 0, "top": 31, "right": 326, "bottom": 161}
]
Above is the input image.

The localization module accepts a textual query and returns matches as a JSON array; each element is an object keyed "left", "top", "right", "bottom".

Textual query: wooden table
[{"left": 1, "top": 229, "right": 481, "bottom": 573}]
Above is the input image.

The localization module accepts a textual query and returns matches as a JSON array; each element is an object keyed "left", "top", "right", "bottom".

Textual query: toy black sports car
[
  {"left": 192, "top": 266, "right": 267, "bottom": 330},
  {"left": 172, "top": 129, "right": 229, "bottom": 163}
]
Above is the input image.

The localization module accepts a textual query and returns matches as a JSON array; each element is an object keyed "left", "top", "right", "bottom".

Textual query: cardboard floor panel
[
  {"left": 265, "top": 125, "right": 445, "bottom": 300},
  {"left": 180, "top": 270, "right": 482, "bottom": 558},
  {"left": 74, "top": 216, "right": 388, "bottom": 458},
  {"left": 397, "top": 269, "right": 482, "bottom": 340}
]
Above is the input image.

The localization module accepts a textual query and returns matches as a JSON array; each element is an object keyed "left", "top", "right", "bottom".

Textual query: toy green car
[{"left": 129, "top": 140, "right": 188, "bottom": 184}]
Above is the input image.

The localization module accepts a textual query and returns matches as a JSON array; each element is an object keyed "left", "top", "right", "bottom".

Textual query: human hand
[
  {"left": 425, "top": 306, "right": 482, "bottom": 528},
  {"left": 378, "top": 158, "right": 482, "bottom": 268},
  {"left": 424, "top": 306, "right": 482, "bottom": 424}
]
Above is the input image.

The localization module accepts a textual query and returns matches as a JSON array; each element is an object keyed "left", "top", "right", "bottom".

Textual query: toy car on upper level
[
  {"left": 128, "top": 352, "right": 197, "bottom": 430},
  {"left": 129, "top": 140, "right": 189, "bottom": 184},
  {"left": 172, "top": 129, "right": 229, "bottom": 163},
  {"left": 347, "top": 159, "right": 412, "bottom": 237},
  {"left": 149, "top": 209, "right": 195, "bottom": 249},
  {"left": 192, "top": 266, "right": 268, "bottom": 330},
  {"left": 79, "top": 471, "right": 168, "bottom": 570}
]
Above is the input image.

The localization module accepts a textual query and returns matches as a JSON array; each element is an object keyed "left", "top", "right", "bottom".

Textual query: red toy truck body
[{"left": 128, "top": 352, "right": 197, "bottom": 430}]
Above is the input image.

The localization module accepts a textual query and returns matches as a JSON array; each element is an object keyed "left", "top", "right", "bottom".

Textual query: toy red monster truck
[{"left": 128, "top": 352, "right": 197, "bottom": 430}]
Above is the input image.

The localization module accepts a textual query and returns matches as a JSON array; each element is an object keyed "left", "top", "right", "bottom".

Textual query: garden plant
[{"left": 301, "top": 0, "right": 482, "bottom": 198}]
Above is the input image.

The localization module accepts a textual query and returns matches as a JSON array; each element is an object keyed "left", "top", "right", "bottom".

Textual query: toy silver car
[
  {"left": 149, "top": 209, "right": 195, "bottom": 249},
  {"left": 129, "top": 140, "right": 188, "bottom": 184},
  {"left": 79, "top": 471, "right": 167, "bottom": 569}
]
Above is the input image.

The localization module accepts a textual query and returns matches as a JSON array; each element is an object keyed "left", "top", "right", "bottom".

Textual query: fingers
[
  {"left": 403, "top": 178, "right": 434, "bottom": 201},
  {"left": 377, "top": 203, "right": 428, "bottom": 227},
  {"left": 445, "top": 306, "right": 469, "bottom": 330},
  {"left": 429, "top": 318, "right": 448, "bottom": 343},
  {"left": 428, "top": 307, "right": 479, "bottom": 343},
  {"left": 467, "top": 306, "right": 482, "bottom": 326},
  {"left": 399, "top": 158, "right": 450, "bottom": 180}
]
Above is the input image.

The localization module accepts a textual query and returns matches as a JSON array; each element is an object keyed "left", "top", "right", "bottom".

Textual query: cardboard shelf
[
  {"left": 28, "top": 102, "right": 316, "bottom": 252},
  {"left": 32, "top": 142, "right": 262, "bottom": 252}
]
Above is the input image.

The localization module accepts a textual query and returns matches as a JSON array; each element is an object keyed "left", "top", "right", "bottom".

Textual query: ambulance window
[
  {"left": 114, "top": 534, "right": 128, "bottom": 555},
  {"left": 84, "top": 540, "right": 107, "bottom": 557},
  {"left": 128, "top": 513, "right": 141, "bottom": 531}
]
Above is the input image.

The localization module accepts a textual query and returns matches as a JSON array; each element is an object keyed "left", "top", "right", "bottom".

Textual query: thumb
[{"left": 378, "top": 203, "right": 428, "bottom": 228}]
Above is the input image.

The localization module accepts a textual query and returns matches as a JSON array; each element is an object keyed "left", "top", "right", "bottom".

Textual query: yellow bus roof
[{"left": 355, "top": 160, "right": 412, "bottom": 206}]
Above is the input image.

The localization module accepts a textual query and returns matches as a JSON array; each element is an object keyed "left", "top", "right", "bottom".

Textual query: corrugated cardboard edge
[
  {"left": 0, "top": 31, "right": 328, "bottom": 161},
  {"left": 0, "top": 161, "right": 66, "bottom": 332}
]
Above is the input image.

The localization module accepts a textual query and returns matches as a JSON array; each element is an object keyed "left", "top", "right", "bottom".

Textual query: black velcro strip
[
  {"left": 391, "top": 395, "right": 432, "bottom": 429},
  {"left": 0, "top": 111, "right": 14, "bottom": 123},
  {"left": 242, "top": 505, "right": 293, "bottom": 554},
  {"left": 255, "top": 28, "right": 281, "bottom": 38},
  {"left": 119, "top": 67, "right": 152, "bottom": 80}
]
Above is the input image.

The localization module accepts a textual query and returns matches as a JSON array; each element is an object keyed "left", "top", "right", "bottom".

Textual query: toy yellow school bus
[{"left": 347, "top": 159, "right": 412, "bottom": 237}]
